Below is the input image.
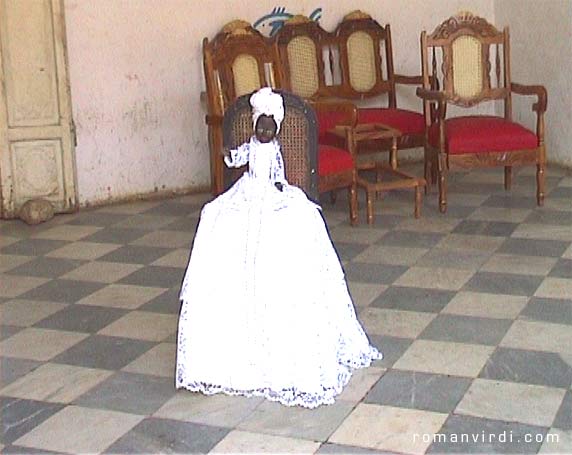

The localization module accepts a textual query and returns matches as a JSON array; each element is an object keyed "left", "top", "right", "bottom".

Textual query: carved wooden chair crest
[
  {"left": 222, "top": 90, "right": 319, "bottom": 202},
  {"left": 418, "top": 12, "right": 547, "bottom": 212},
  {"left": 203, "top": 21, "right": 281, "bottom": 194}
]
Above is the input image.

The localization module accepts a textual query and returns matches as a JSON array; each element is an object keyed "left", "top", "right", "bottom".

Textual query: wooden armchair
[
  {"left": 417, "top": 12, "right": 547, "bottom": 212},
  {"left": 203, "top": 21, "right": 281, "bottom": 195},
  {"left": 222, "top": 90, "right": 319, "bottom": 202},
  {"left": 335, "top": 11, "right": 426, "bottom": 158},
  {"left": 274, "top": 17, "right": 358, "bottom": 224}
]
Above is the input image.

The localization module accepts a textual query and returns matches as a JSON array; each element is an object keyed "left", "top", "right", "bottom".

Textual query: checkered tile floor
[{"left": 1, "top": 164, "right": 571, "bottom": 454}]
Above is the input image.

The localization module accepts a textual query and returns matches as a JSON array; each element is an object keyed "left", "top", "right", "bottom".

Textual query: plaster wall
[
  {"left": 65, "top": 0, "right": 499, "bottom": 204},
  {"left": 495, "top": 0, "right": 572, "bottom": 168}
]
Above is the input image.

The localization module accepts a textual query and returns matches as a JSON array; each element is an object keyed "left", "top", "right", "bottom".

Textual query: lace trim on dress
[{"left": 175, "top": 302, "right": 381, "bottom": 409}]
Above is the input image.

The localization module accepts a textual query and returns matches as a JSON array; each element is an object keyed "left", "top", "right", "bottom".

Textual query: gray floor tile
[
  {"left": 68, "top": 212, "right": 130, "bottom": 227},
  {"left": 52, "top": 335, "right": 156, "bottom": 370},
  {"left": 162, "top": 216, "right": 200, "bottom": 232},
  {"left": 425, "top": 202, "right": 478, "bottom": 219},
  {"left": 1, "top": 445, "right": 64, "bottom": 454},
  {"left": 343, "top": 263, "right": 407, "bottom": 285},
  {"left": 553, "top": 390, "right": 571, "bottom": 430},
  {"left": 0, "top": 397, "right": 64, "bottom": 445},
  {"left": 138, "top": 288, "right": 181, "bottom": 314},
  {"left": 368, "top": 214, "right": 407, "bottom": 229},
  {"left": 549, "top": 187, "right": 572, "bottom": 199},
  {"left": 34, "top": 305, "right": 127, "bottom": 333},
  {"left": 141, "top": 202, "right": 196, "bottom": 217},
  {"left": 498, "top": 238, "right": 570, "bottom": 257},
  {"left": 5, "top": 257, "right": 85, "bottom": 278},
  {"left": 317, "top": 442, "right": 390, "bottom": 454},
  {"left": 0, "top": 357, "right": 42, "bottom": 387},
  {"left": 482, "top": 194, "right": 537, "bottom": 209},
  {"left": 416, "top": 248, "right": 490, "bottom": 270},
  {"left": 521, "top": 297, "right": 572, "bottom": 325},
  {"left": 448, "top": 183, "right": 505, "bottom": 197},
  {"left": 98, "top": 245, "right": 174, "bottom": 265},
  {"left": 332, "top": 242, "right": 369, "bottom": 262},
  {"left": 525, "top": 209, "right": 572, "bottom": 226},
  {"left": 0, "top": 325, "right": 23, "bottom": 341},
  {"left": 549, "top": 259, "right": 572, "bottom": 278},
  {"left": 453, "top": 220, "right": 518, "bottom": 237},
  {"left": 1, "top": 239, "right": 68, "bottom": 256},
  {"left": 81, "top": 228, "right": 148, "bottom": 245},
  {"left": 426, "top": 414, "right": 548, "bottom": 453},
  {"left": 419, "top": 314, "right": 513, "bottom": 346},
  {"left": 364, "top": 370, "right": 471, "bottom": 413},
  {"left": 377, "top": 230, "right": 445, "bottom": 248},
  {"left": 104, "top": 418, "right": 230, "bottom": 454},
  {"left": 368, "top": 334, "right": 413, "bottom": 368},
  {"left": 74, "top": 372, "right": 176, "bottom": 415},
  {"left": 463, "top": 272, "right": 543, "bottom": 296},
  {"left": 0, "top": 221, "right": 55, "bottom": 239},
  {"left": 372, "top": 286, "right": 455, "bottom": 313},
  {"left": 480, "top": 347, "right": 572, "bottom": 388},
  {"left": 118, "top": 266, "right": 185, "bottom": 288},
  {"left": 20, "top": 280, "right": 105, "bottom": 303}
]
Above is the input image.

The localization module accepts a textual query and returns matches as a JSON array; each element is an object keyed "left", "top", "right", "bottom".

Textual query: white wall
[
  {"left": 495, "top": 0, "right": 572, "bottom": 168},
  {"left": 64, "top": 0, "right": 508, "bottom": 205}
]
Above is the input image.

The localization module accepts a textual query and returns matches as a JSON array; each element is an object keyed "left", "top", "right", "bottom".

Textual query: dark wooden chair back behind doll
[{"left": 222, "top": 90, "right": 319, "bottom": 202}]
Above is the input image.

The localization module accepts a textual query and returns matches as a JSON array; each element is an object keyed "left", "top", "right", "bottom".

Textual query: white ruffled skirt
[{"left": 176, "top": 174, "right": 381, "bottom": 408}]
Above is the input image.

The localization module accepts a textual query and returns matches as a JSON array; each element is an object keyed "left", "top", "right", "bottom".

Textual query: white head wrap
[{"left": 250, "top": 87, "right": 285, "bottom": 134}]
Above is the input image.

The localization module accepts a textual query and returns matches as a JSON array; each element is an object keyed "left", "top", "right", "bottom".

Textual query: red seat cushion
[
  {"left": 318, "top": 145, "right": 354, "bottom": 176},
  {"left": 357, "top": 108, "right": 425, "bottom": 135},
  {"left": 429, "top": 116, "right": 538, "bottom": 154},
  {"left": 316, "top": 110, "right": 352, "bottom": 142}
]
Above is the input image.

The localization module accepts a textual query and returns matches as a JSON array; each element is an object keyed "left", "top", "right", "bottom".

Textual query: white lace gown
[{"left": 176, "top": 136, "right": 381, "bottom": 408}]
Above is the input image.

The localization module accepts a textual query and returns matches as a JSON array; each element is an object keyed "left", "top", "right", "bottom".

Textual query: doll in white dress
[{"left": 176, "top": 87, "right": 381, "bottom": 408}]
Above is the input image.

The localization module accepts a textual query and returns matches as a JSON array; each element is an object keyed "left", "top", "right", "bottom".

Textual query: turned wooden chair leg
[
  {"left": 376, "top": 166, "right": 382, "bottom": 199},
  {"left": 349, "top": 184, "right": 358, "bottom": 226},
  {"left": 424, "top": 148, "right": 431, "bottom": 194},
  {"left": 366, "top": 190, "right": 374, "bottom": 224},
  {"left": 504, "top": 166, "right": 512, "bottom": 190},
  {"left": 438, "top": 153, "right": 448, "bottom": 213},
  {"left": 414, "top": 186, "right": 422, "bottom": 218},
  {"left": 536, "top": 164, "right": 545, "bottom": 206}
]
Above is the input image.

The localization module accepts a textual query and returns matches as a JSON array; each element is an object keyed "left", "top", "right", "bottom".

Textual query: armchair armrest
[
  {"left": 394, "top": 74, "right": 424, "bottom": 85},
  {"left": 310, "top": 100, "right": 358, "bottom": 127},
  {"left": 416, "top": 88, "right": 448, "bottom": 102},
  {"left": 511, "top": 83, "right": 547, "bottom": 113}
]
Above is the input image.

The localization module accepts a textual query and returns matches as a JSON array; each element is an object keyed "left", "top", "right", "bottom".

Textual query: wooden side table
[{"left": 330, "top": 123, "right": 427, "bottom": 224}]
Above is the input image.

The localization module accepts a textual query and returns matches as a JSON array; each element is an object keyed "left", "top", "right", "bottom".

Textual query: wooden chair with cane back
[
  {"left": 335, "top": 11, "right": 426, "bottom": 163},
  {"left": 273, "top": 16, "right": 358, "bottom": 224},
  {"left": 222, "top": 90, "right": 319, "bottom": 203},
  {"left": 203, "top": 20, "right": 281, "bottom": 195},
  {"left": 417, "top": 12, "right": 547, "bottom": 213}
]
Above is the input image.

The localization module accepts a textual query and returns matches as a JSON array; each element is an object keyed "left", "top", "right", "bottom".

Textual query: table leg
[
  {"left": 390, "top": 138, "right": 398, "bottom": 170},
  {"left": 376, "top": 166, "right": 382, "bottom": 199},
  {"left": 366, "top": 190, "right": 374, "bottom": 224},
  {"left": 414, "top": 185, "right": 422, "bottom": 218}
]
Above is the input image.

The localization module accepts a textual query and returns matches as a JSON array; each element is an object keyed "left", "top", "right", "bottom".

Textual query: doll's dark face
[{"left": 255, "top": 115, "right": 277, "bottom": 143}]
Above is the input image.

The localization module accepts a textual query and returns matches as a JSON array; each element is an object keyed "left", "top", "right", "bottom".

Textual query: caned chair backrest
[
  {"left": 336, "top": 11, "right": 396, "bottom": 104},
  {"left": 222, "top": 90, "right": 319, "bottom": 201},
  {"left": 421, "top": 12, "right": 512, "bottom": 115},
  {"left": 273, "top": 16, "right": 334, "bottom": 100},
  {"left": 203, "top": 21, "right": 280, "bottom": 118}
]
